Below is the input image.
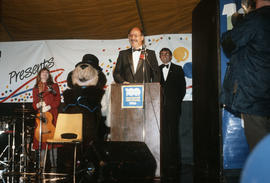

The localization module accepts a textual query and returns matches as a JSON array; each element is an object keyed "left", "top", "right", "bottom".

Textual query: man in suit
[
  {"left": 159, "top": 48, "right": 186, "bottom": 182},
  {"left": 113, "top": 27, "right": 160, "bottom": 83}
]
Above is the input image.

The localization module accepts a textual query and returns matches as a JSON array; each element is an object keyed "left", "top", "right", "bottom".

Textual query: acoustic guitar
[
  {"left": 35, "top": 111, "right": 55, "bottom": 143},
  {"left": 34, "top": 89, "right": 55, "bottom": 143}
]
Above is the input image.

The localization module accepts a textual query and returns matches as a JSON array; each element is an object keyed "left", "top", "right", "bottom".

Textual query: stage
[{"left": 0, "top": 163, "right": 240, "bottom": 183}]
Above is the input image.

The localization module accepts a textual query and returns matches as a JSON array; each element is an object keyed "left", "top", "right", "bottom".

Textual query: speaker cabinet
[{"left": 86, "top": 141, "right": 157, "bottom": 182}]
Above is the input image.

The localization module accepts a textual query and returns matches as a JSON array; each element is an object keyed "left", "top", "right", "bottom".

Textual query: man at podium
[{"left": 113, "top": 27, "right": 160, "bottom": 84}]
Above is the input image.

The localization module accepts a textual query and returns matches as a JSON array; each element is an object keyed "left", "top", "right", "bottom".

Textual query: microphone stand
[
  {"left": 19, "top": 103, "right": 27, "bottom": 174},
  {"left": 36, "top": 92, "right": 45, "bottom": 177},
  {"left": 142, "top": 46, "right": 147, "bottom": 142}
]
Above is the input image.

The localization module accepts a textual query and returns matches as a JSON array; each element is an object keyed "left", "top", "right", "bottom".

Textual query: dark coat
[
  {"left": 113, "top": 48, "right": 161, "bottom": 83},
  {"left": 221, "top": 6, "right": 270, "bottom": 116}
]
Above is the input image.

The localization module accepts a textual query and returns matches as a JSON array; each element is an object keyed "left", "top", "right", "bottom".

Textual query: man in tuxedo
[
  {"left": 113, "top": 27, "right": 160, "bottom": 83},
  {"left": 159, "top": 48, "right": 186, "bottom": 182}
]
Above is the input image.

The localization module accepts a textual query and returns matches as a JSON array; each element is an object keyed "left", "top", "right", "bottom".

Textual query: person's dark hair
[
  {"left": 159, "top": 48, "right": 172, "bottom": 56},
  {"left": 128, "top": 27, "right": 144, "bottom": 36},
  {"left": 34, "top": 67, "right": 54, "bottom": 88},
  {"left": 241, "top": 0, "right": 256, "bottom": 10}
]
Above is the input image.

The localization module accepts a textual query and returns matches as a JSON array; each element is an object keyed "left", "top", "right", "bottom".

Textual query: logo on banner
[
  {"left": 0, "top": 57, "right": 67, "bottom": 103},
  {"left": 121, "top": 85, "right": 144, "bottom": 108},
  {"left": 9, "top": 57, "right": 55, "bottom": 85}
]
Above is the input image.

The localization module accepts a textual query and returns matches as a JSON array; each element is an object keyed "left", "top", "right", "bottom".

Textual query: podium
[{"left": 110, "top": 83, "right": 161, "bottom": 176}]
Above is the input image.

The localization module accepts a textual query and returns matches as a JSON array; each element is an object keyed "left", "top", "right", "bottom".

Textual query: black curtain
[{"left": 192, "top": 0, "right": 221, "bottom": 182}]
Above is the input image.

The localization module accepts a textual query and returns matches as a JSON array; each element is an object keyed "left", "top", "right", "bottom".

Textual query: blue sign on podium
[{"left": 121, "top": 85, "right": 144, "bottom": 108}]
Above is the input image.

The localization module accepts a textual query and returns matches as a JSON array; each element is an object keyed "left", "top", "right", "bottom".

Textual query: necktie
[
  {"left": 160, "top": 64, "right": 169, "bottom": 69},
  {"left": 132, "top": 48, "right": 142, "bottom": 52}
]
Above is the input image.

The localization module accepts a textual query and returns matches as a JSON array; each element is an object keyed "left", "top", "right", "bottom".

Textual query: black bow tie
[
  {"left": 160, "top": 64, "right": 169, "bottom": 69},
  {"left": 132, "top": 48, "right": 142, "bottom": 52}
]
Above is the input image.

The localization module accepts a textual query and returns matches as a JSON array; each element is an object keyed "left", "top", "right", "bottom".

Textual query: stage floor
[{"left": 0, "top": 164, "right": 240, "bottom": 183}]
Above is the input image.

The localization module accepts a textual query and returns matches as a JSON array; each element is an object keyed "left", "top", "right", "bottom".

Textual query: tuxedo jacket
[
  {"left": 160, "top": 63, "right": 186, "bottom": 109},
  {"left": 113, "top": 48, "right": 161, "bottom": 83},
  {"left": 159, "top": 63, "right": 186, "bottom": 177}
]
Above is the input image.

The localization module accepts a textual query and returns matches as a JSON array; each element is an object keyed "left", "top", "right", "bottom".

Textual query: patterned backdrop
[{"left": 0, "top": 34, "right": 192, "bottom": 103}]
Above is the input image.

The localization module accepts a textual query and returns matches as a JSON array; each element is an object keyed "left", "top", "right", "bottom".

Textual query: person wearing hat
[
  {"left": 75, "top": 54, "right": 102, "bottom": 71},
  {"left": 64, "top": 53, "right": 107, "bottom": 145},
  {"left": 113, "top": 27, "right": 160, "bottom": 84},
  {"left": 67, "top": 54, "right": 106, "bottom": 90}
]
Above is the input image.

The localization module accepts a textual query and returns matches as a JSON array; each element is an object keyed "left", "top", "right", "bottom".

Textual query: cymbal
[
  {"left": 0, "top": 116, "right": 16, "bottom": 123},
  {"left": 0, "top": 130, "right": 14, "bottom": 134},
  {"left": 3, "top": 171, "right": 23, "bottom": 176},
  {"left": 4, "top": 171, "right": 68, "bottom": 176},
  {"left": 14, "top": 108, "right": 34, "bottom": 113}
]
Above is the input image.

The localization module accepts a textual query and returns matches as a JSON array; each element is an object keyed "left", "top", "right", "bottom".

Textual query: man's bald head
[
  {"left": 128, "top": 27, "right": 144, "bottom": 49},
  {"left": 128, "top": 27, "right": 144, "bottom": 36}
]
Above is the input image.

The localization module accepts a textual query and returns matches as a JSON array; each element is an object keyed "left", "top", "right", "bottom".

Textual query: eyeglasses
[
  {"left": 160, "top": 53, "right": 171, "bottom": 56},
  {"left": 128, "top": 34, "right": 142, "bottom": 38}
]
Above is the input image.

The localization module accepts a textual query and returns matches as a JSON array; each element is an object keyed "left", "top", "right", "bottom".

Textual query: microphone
[
  {"left": 48, "top": 85, "right": 57, "bottom": 95},
  {"left": 142, "top": 44, "right": 146, "bottom": 51},
  {"left": 38, "top": 92, "right": 44, "bottom": 98},
  {"left": 140, "top": 44, "right": 147, "bottom": 60}
]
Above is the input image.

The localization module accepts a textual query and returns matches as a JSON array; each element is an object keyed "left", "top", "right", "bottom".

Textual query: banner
[
  {"left": 220, "top": 0, "right": 249, "bottom": 169},
  {"left": 0, "top": 34, "right": 192, "bottom": 103}
]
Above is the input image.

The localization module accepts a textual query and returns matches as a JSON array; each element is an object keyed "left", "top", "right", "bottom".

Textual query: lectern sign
[{"left": 121, "top": 85, "right": 144, "bottom": 108}]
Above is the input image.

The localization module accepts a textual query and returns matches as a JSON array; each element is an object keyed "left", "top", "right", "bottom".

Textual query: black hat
[{"left": 75, "top": 54, "right": 102, "bottom": 71}]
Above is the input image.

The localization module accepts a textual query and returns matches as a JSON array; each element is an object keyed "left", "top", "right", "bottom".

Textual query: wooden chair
[{"left": 43, "top": 113, "right": 83, "bottom": 183}]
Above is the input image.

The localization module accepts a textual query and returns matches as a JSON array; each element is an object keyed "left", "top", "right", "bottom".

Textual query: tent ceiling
[{"left": 0, "top": 0, "right": 199, "bottom": 41}]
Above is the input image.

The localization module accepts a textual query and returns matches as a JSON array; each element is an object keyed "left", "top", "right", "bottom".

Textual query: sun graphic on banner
[{"left": 173, "top": 47, "right": 189, "bottom": 63}]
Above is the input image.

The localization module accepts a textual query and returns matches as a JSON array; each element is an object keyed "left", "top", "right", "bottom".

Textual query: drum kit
[
  {"left": 0, "top": 104, "right": 70, "bottom": 183},
  {"left": 0, "top": 104, "right": 38, "bottom": 182}
]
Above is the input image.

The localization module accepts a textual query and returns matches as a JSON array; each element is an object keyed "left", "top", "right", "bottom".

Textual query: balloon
[{"left": 173, "top": 47, "right": 189, "bottom": 62}]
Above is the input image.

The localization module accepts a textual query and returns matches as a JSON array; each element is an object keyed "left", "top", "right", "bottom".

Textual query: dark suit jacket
[
  {"left": 113, "top": 48, "right": 160, "bottom": 83},
  {"left": 160, "top": 63, "right": 186, "bottom": 109}
]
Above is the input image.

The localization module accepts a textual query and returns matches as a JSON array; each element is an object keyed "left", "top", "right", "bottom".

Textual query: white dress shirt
[
  {"left": 162, "top": 62, "right": 171, "bottom": 81},
  {"left": 132, "top": 46, "right": 142, "bottom": 73}
]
